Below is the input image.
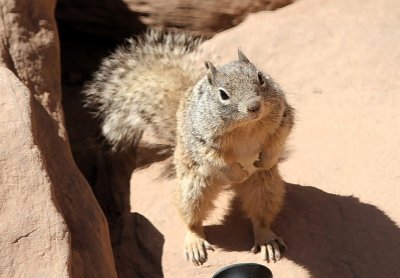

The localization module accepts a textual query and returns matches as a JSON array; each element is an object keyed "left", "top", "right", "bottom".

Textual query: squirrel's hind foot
[{"left": 251, "top": 229, "right": 287, "bottom": 263}]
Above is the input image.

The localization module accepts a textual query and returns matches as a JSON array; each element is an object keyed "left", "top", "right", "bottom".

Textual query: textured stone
[
  {"left": 127, "top": 0, "right": 400, "bottom": 276},
  {"left": 0, "top": 0, "right": 117, "bottom": 277},
  {"left": 56, "top": 0, "right": 294, "bottom": 38},
  {"left": 0, "top": 67, "right": 70, "bottom": 278},
  {"left": 124, "top": 0, "right": 294, "bottom": 34}
]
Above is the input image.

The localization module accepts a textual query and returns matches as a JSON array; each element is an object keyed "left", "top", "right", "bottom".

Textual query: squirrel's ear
[
  {"left": 238, "top": 48, "right": 250, "bottom": 63},
  {"left": 205, "top": 61, "right": 217, "bottom": 85}
]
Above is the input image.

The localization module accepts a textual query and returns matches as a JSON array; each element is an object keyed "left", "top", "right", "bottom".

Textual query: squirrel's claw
[
  {"left": 253, "top": 152, "right": 267, "bottom": 169},
  {"left": 251, "top": 238, "right": 287, "bottom": 263},
  {"left": 253, "top": 152, "right": 277, "bottom": 171},
  {"left": 253, "top": 159, "right": 264, "bottom": 168},
  {"left": 184, "top": 233, "right": 213, "bottom": 266},
  {"left": 253, "top": 159, "right": 270, "bottom": 170}
]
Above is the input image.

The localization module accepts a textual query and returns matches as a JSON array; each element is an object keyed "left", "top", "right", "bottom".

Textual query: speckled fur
[
  {"left": 83, "top": 30, "right": 295, "bottom": 265},
  {"left": 175, "top": 56, "right": 294, "bottom": 264},
  {"left": 83, "top": 29, "right": 205, "bottom": 151}
]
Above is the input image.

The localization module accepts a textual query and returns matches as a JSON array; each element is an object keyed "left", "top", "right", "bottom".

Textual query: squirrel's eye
[
  {"left": 257, "top": 71, "right": 265, "bottom": 86},
  {"left": 219, "top": 89, "right": 230, "bottom": 100}
]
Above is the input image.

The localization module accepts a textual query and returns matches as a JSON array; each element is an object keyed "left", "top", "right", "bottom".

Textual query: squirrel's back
[{"left": 83, "top": 30, "right": 205, "bottom": 151}]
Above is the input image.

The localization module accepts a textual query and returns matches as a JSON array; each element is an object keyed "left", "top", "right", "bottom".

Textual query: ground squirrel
[{"left": 83, "top": 30, "right": 294, "bottom": 266}]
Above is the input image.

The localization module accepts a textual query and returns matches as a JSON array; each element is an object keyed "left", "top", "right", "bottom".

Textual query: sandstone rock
[
  {"left": 128, "top": 0, "right": 400, "bottom": 276},
  {"left": 0, "top": 0, "right": 117, "bottom": 277},
  {"left": 0, "top": 67, "right": 70, "bottom": 278},
  {"left": 56, "top": 0, "right": 294, "bottom": 38},
  {"left": 124, "top": 0, "right": 294, "bottom": 35}
]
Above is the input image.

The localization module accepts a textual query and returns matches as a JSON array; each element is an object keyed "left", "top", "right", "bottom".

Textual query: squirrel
[{"left": 83, "top": 29, "right": 294, "bottom": 266}]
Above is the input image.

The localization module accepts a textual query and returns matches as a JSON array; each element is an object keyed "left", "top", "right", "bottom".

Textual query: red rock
[
  {"left": 0, "top": 0, "right": 117, "bottom": 276},
  {"left": 56, "top": 0, "right": 294, "bottom": 38}
]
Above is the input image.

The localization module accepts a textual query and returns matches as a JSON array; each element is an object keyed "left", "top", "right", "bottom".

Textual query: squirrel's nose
[{"left": 247, "top": 100, "right": 261, "bottom": 112}]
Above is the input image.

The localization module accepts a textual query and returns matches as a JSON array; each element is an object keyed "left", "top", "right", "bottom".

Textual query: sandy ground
[{"left": 128, "top": 0, "right": 400, "bottom": 276}]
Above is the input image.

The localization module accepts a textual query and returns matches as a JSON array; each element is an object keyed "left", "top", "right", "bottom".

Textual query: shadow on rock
[
  {"left": 94, "top": 149, "right": 166, "bottom": 277},
  {"left": 57, "top": 1, "right": 162, "bottom": 276},
  {"left": 116, "top": 212, "right": 164, "bottom": 278},
  {"left": 206, "top": 183, "right": 400, "bottom": 277},
  {"left": 205, "top": 198, "right": 253, "bottom": 252}
]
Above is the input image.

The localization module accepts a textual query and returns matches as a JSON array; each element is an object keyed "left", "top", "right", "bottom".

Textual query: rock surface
[
  {"left": 129, "top": 0, "right": 400, "bottom": 276},
  {"left": 56, "top": 0, "right": 294, "bottom": 39},
  {"left": 0, "top": 1, "right": 116, "bottom": 277},
  {"left": 124, "top": 0, "right": 293, "bottom": 35}
]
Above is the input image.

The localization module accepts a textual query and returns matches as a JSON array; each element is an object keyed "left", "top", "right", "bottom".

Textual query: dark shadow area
[
  {"left": 206, "top": 198, "right": 253, "bottom": 252},
  {"left": 57, "top": 0, "right": 174, "bottom": 273},
  {"left": 57, "top": 0, "right": 146, "bottom": 188},
  {"left": 135, "top": 145, "right": 174, "bottom": 170},
  {"left": 56, "top": 0, "right": 147, "bottom": 43},
  {"left": 135, "top": 145, "right": 176, "bottom": 180},
  {"left": 117, "top": 212, "right": 164, "bottom": 278},
  {"left": 102, "top": 146, "right": 172, "bottom": 277},
  {"left": 56, "top": 1, "right": 151, "bottom": 277},
  {"left": 206, "top": 183, "right": 400, "bottom": 277}
]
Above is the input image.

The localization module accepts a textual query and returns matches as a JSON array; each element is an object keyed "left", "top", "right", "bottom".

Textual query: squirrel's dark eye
[
  {"left": 257, "top": 71, "right": 265, "bottom": 86},
  {"left": 219, "top": 89, "right": 229, "bottom": 100}
]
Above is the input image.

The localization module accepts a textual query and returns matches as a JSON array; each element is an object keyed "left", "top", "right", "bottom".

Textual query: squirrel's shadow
[{"left": 205, "top": 183, "right": 400, "bottom": 277}]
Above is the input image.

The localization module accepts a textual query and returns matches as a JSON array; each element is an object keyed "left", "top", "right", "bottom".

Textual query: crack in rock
[{"left": 12, "top": 229, "right": 37, "bottom": 244}]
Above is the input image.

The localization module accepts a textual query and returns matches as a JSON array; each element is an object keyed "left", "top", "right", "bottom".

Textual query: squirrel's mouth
[
  {"left": 227, "top": 109, "right": 265, "bottom": 131},
  {"left": 246, "top": 105, "right": 266, "bottom": 121},
  {"left": 246, "top": 112, "right": 261, "bottom": 120},
  {"left": 242, "top": 99, "right": 268, "bottom": 121}
]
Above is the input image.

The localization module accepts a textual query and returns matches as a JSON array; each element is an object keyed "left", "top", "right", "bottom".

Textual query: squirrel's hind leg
[{"left": 232, "top": 166, "right": 287, "bottom": 262}]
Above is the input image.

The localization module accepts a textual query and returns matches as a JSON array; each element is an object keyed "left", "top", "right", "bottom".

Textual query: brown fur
[{"left": 175, "top": 93, "right": 293, "bottom": 264}]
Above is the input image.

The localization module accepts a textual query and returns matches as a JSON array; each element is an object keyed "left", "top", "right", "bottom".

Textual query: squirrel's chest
[{"left": 225, "top": 132, "right": 265, "bottom": 172}]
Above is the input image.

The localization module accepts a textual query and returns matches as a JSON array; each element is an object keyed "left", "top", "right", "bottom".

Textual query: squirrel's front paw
[
  {"left": 253, "top": 152, "right": 276, "bottom": 170},
  {"left": 225, "top": 162, "right": 249, "bottom": 183},
  {"left": 253, "top": 159, "right": 266, "bottom": 168}
]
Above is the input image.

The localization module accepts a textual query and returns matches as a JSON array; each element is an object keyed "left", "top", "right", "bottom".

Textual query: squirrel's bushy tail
[
  {"left": 128, "top": 29, "right": 204, "bottom": 59},
  {"left": 83, "top": 29, "right": 204, "bottom": 152}
]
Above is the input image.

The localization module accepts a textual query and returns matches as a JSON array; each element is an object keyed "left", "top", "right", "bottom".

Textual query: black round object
[{"left": 212, "top": 263, "right": 273, "bottom": 278}]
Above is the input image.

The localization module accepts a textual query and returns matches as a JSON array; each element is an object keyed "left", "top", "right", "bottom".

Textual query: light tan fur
[
  {"left": 175, "top": 85, "right": 293, "bottom": 264},
  {"left": 83, "top": 30, "right": 294, "bottom": 265}
]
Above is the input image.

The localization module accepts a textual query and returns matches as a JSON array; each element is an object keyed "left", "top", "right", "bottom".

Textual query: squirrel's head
[{"left": 202, "top": 49, "right": 284, "bottom": 128}]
